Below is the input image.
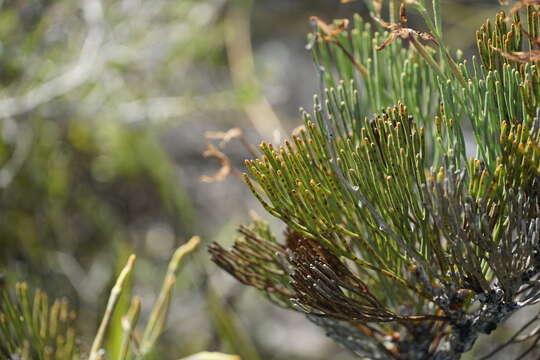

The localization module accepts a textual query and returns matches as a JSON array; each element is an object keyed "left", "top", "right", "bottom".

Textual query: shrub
[{"left": 210, "top": 1, "right": 540, "bottom": 359}]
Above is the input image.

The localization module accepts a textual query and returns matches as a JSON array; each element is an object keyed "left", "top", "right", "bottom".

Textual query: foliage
[
  {"left": 0, "top": 0, "right": 226, "bottom": 354},
  {"left": 0, "top": 281, "right": 79, "bottom": 360},
  {"left": 211, "top": 0, "right": 540, "bottom": 359},
  {"left": 0, "top": 236, "right": 239, "bottom": 360},
  {"left": 0, "top": 0, "right": 202, "bottom": 277}
]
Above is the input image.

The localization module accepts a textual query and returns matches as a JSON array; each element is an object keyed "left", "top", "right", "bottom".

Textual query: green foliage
[
  {"left": 0, "top": 0, "right": 198, "bottom": 276},
  {"left": 0, "top": 282, "right": 80, "bottom": 360},
  {"left": 211, "top": 1, "right": 540, "bottom": 358},
  {"left": 1, "top": 237, "right": 239, "bottom": 360}
]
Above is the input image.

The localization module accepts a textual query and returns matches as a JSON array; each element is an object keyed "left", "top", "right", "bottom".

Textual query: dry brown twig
[
  {"left": 309, "top": 16, "right": 350, "bottom": 42},
  {"left": 491, "top": 8, "right": 540, "bottom": 63},
  {"left": 200, "top": 143, "right": 238, "bottom": 183},
  {"left": 205, "top": 128, "right": 244, "bottom": 148},
  {"left": 373, "top": 3, "right": 438, "bottom": 51},
  {"left": 494, "top": 48, "right": 540, "bottom": 62},
  {"left": 309, "top": 16, "right": 369, "bottom": 77},
  {"left": 483, "top": 1, "right": 540, "bottom": 66},
  {"left": 205, "top": 127, "right": 259, "bottom": 157},
  {"left": 201, "top": 126, "right": 263, "bottom": 183}
]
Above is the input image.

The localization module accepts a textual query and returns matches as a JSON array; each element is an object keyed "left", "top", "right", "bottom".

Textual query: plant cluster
[
  {"left": 210, "top": 1, "right": 540, "bottom": 359},
  {"left": 1, "top": 237, "right": 238, "bottom": 360}
]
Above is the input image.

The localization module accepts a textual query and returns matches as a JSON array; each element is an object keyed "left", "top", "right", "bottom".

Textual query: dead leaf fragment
[
  {"left": 200, "top": 143, "right": 232, "bottom": 182},
  {"left": 493, "top": 47, "right": 540, "bottom": 62},
  {"left": 309, "top": 16, "right": 349, "bottom": 41},
  {"left": 309, "top": 16, "right": 368, "bottom": 76},
  {"left": 373, "top": 3, "right": 437, "bottom": 51},
  {"left": 205, "top": 128, "right": 243, "bottom": 148}
]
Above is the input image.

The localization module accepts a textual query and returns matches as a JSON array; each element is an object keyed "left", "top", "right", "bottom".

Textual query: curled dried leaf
[
  {"left": 200, "top": 143, "right": 232, "bottom": 182},
  {"left": 373, "top": 3, "right": 438, "bottom": 51},
  {"left": 377, "top": 28, "right": 437, "bottom": 50},
  {"left": 309, "top": 16, "right": 368, "bottom": 76},
  {"left": 205, "top": 128, "right": 243, "bottom": 148},
  {"left": 309, "top": 16, "right": 349, "bottom": 41}
]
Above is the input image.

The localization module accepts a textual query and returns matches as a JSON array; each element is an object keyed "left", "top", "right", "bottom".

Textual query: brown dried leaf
[
  {"left": 285, "top": 230, "right": 447, "bottom": 323},
  {"left": 376, "top": 32, "right": 399, "bottom": 51},
  {"left": 493, "top": 47, "right": 540, "bottom": 62},
  {"left": 209, "top": 226, "right": 295, "bottom": 299},
  {"left": 400, "top": 2, "right": 408, "bottom": 25},
  {"left": 205, "top": 128, "right": 243, "bottom": 148},
  {"left": 373, "top": 4, "right": 437, "bottom": 51},
  {"left": 309, "top": 15, "right": 368, "bottom": 76},
  {"left": 376, "top": 28, "right": 437, "bottom": 50},
  {"left": 285, "top": 229, "right": 360, "bottom": 282},
  {"left": 200, "top": 143, "right": 232, "bottom": 182},
  {"left": 417, "top": 31, "right": 437, "bottom": 42},
  {"left": 372, "top": 15, "right": 395, "bottom": 30},
  {"left": 309, "top": 16, "right": 349, "bottom": 41}
]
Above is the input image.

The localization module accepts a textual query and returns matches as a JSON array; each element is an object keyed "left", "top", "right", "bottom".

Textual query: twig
[
  {"left": 89, "top": 255, "right": 136, "bottom": 360},
  {"left": 139, "top": 236, "right": 201, "bottom": 354}
]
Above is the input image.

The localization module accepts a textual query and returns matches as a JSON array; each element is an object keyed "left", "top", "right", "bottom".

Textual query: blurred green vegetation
[
  {"left": 0, "top": 0, "right": 225, "bottom": 357},
  {"left": 1, "top": 237, "right": 241, "bottom": 360},
  {"left": 0, "top": 0, "right": 200, "bottom": 274}
]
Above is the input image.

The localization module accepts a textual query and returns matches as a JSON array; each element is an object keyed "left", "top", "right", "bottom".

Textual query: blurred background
[{"left": 0, "top": 0, "right": 505, "bottom": 359}]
